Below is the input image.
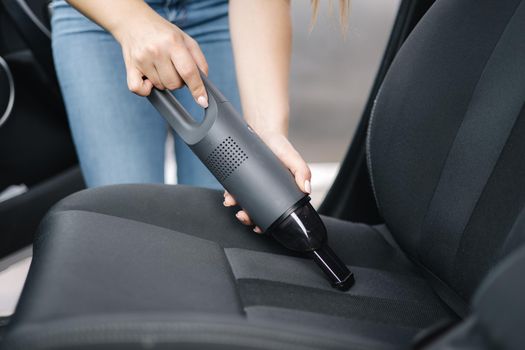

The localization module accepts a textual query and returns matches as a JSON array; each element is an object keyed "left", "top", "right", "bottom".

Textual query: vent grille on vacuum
[{"left": 205, "top": 136, "right": 249, "bottom": 182}]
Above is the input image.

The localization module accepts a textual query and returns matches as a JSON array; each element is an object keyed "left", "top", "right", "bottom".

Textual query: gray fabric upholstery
[{"left": 428, "top": 232, "right": 525, "bottom": 350}]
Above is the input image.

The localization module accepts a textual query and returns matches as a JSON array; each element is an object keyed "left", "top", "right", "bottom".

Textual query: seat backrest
[{"left": 367, "top": 0, "right": 525, "bottom": 312}]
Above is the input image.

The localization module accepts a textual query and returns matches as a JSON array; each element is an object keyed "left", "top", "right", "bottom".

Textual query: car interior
[{"left": 1, "top": 0, "right": 524, "bottom": 349}]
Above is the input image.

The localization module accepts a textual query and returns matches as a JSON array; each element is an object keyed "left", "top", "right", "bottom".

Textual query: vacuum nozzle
[{"left": 268, "top": 198, "right": 354, "bottom": 291}]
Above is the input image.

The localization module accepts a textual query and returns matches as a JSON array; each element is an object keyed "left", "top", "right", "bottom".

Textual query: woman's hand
[
  {"left": 112, "top": 6, "right": 209, "bottom": 105},
  {"left": 67, "top": 0, "right": 209, "bottom": 103},
  {"left": 223, "top": 131, "right": 311, "bottom": 233}
]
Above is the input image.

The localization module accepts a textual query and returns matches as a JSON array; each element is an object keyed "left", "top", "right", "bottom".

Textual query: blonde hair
[{"left": 310, "top": 0, "right": 350, "bottom": 35}]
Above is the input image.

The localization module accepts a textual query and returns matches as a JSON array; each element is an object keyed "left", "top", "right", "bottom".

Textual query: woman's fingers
[
  {"left": 223, "top": 192, "right": 261, "bottom": 233},
  {"left": 235, "top": 210, "right": 253, "bottom": 226},
  {"left": 170, "top": 46, "right": 208, "bottom": 108},
  {"left": 140, "top": 62, "right": 164, "bottom": 90},
  {"left": 285, "top": 148, "right": 312, "bottom": 194},
  {"left": 155, "top": 56, "right": 183, "bottom": 91},
  {"left": 184, "top": 34, "right": 209, "bottom": 76},
  {"left": 223, "top": 191, "right": 237, "bottom": 206},
  {"left": 126, "top": 65, "right": 153, "bottom": 96}
]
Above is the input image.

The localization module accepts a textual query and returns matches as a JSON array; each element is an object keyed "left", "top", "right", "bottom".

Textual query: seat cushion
[{"left": 2, "top": 185, "right": 455, "bottom": 349}]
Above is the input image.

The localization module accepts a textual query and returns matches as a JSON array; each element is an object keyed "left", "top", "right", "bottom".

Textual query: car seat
[{"left": 2, "top": 0, "right": 525, "bottom": 348}]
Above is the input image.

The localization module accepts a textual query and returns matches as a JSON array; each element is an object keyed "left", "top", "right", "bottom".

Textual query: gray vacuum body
[{"left": 148, "top": 76, "right": 304, "bottom": 231}]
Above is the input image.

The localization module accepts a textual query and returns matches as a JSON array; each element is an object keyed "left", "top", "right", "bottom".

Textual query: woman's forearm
[
  {"left": 226, "top": 0, "right": 311, "bottom": 218},
  {"left": 66, "top": 0, "right": 155, "bottom": 41},
  {"left": 230, "top": 0, "right": 292, "bottom": 136}
]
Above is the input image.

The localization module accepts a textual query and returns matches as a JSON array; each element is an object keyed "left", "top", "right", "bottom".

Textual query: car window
[{"left": 289, "top": 0, "right": 401, "bottom": 207}]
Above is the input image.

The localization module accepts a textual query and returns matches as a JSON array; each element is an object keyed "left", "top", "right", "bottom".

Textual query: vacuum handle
[{"left": 147, "top": 72, "right": 228, "bottom": 144}]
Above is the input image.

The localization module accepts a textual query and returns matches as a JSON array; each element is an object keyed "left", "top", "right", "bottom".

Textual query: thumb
[
  {"left": 281, "top": 148, "right": 312, "bottom": 194},
  {"left": 291, "top": 158, "right": 312, "bottom": 194},
  {"left": 263, "top": 133, "right": 312, "bottom": 195}
]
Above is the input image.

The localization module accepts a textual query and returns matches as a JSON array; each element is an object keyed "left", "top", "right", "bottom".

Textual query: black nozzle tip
[
  {"left": 333, "top": 271, "right": 355, "bottom": 291},
  {"left": 312, "top": 245, "right": 355, "bottom": 292}
]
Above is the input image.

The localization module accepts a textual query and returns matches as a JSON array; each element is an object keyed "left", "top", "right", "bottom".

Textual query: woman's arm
[
  {"left": 230, "top": 0, "right": 291, "bottom": 136},
  {"left": 66, "top": 0, "right": 209, "bottom": 106},
  {"left": 226, "top": 0, "right": 312, "bottom": 230}
]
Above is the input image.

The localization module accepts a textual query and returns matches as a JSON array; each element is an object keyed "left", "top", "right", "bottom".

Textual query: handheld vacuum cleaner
[{"left": 148, "top": 74, "right": 354, "bottom": 291}]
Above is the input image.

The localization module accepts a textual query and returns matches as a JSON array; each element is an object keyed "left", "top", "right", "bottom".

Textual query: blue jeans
[{"left": 51, "top": 0, "right": 241, "bottom": 188}]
